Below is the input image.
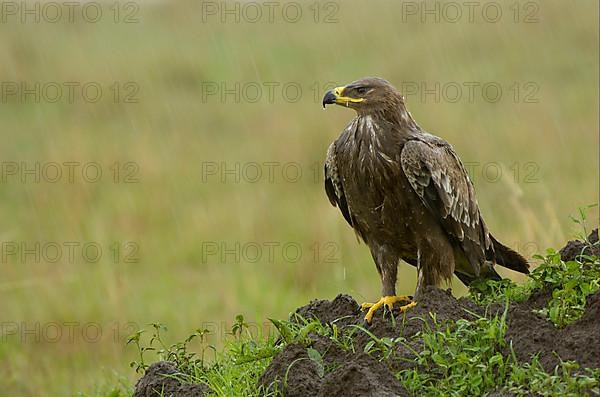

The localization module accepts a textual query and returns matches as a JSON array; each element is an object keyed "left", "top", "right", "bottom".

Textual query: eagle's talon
[
  {"left": 362, "top": 295, "right": 415, "bottom": 324},
  {"left": 397, "top": 301, "right": 417, "bottom": 313},
  {"left": 360, "top": 302, "right": 374, "bottom": 311}
]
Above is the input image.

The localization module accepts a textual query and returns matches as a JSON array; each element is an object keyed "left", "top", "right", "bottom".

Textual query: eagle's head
[{"left": 322, "top": 77, "right": 405, "bottom": 116}]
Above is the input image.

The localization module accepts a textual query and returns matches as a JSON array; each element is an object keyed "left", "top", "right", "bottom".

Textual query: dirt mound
[
  {"left": 559, "top": 229, "right": 599, "bottom": 261},
  {"left": 133, "top": 231, "right": 599, "bottom": 396},
  {"left": 258, "top": 287, "right": 482, "bottom": 396},
  {"left": 506, "top": 289, "right": 600, "bottom": 372},
  {"left": 259, "top": 286, "right": 599, "bottom": 395},
  {"left": 133, "top": 362, "right": 210, "bottom": 397},
  {"left": 258, "top": 338, "right": 408, "bottom": 397}
]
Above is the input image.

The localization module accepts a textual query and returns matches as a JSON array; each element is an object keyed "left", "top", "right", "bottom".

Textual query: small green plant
[
  {"left": 126, "top": 322, "right": 214, "bottom": 375},
  {"left": 530, "top": 249, "right": 600, "bottom": 327},
  {"left": 306, "top": 347, "right": 325, "bottom": 377},
  {"left": 570, "top": 203, "right": 598, "bottom": 242},
  {"left": 126, "top": 329, "right": 150, "bottom": 374},
  {"left": 127, "top": 316, "right": 283, "bottom": 396},
  {"left": 469, "top": 277, "right": 531, "bottom": 306},
  {"left": 398, "top": 307, "right": 511, "bottom": 396},
  {"left": 349, "top": 323, "right": 415, "bottom": 363},
  {"left": 507, "top": 357, "right": 600, "bottom": 396}
]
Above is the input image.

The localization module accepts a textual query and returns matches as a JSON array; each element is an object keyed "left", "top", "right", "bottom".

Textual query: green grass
[{"left": 0, "top": 1, "right": 598, "bottom": 395}]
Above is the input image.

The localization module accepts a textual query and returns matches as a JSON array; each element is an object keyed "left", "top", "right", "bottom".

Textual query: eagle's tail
[
  {"left": 456, "top": 263, "right": 501, "bottom": 285},
  {"left": 490, "top": 234, "right": 530, "bottom": 274}
]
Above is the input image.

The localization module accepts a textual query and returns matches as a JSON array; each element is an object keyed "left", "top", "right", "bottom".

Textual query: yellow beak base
[{"left": 333, "top": 86, "right": 364, "bottom": 106}]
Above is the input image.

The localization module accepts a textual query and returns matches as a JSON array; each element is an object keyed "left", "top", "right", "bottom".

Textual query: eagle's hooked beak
[
  {"left": 322, "top": 86, "right": 365, "bottom": 109},
  {"left": 322, "top": 90, "right": 337, "bottom": 108}
]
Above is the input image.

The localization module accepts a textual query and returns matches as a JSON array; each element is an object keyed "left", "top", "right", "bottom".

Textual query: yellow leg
[{"left": 361, "top": 295, "right": 416, "bottom": 323}]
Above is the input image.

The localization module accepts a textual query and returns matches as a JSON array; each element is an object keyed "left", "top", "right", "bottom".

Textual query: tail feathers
[
  {"left": 490, "top": 234, "right": 530, "bottom": 274},
  {"left": 456, "top": 263, "right": 501, "bottom": 285}
]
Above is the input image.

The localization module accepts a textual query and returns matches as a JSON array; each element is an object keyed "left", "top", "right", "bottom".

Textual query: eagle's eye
[{"left": 356, "top": 86, "right": 368, "bottom": 96}]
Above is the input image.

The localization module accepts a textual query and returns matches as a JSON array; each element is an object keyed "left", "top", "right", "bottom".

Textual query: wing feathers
[
  {"left": 401, "top": 137, "right": 489, "bottom": 265},
  {"left": 324, "top": 142, "right": 353, "bottom": 227}
]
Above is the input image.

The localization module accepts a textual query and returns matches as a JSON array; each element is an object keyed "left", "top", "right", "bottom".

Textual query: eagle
[{"left": 322, "top": 77, "right": 529, "bottom": 323}]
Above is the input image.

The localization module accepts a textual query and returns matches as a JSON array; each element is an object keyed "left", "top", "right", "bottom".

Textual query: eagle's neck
[{"left": 358, "top": 101, "right": 419, "bottom": 132}]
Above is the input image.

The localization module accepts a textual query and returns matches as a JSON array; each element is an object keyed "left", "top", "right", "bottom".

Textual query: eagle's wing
[
  {"left": 400, "top": 136, "right": 491, "bottom": 267},
  {"left": 324, "top": 142, "right": 353, "bottom": 227}
]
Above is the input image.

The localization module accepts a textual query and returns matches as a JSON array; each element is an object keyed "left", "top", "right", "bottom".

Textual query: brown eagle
[{"left": 322, "top": 77, "right": 529, "bottom": 323}]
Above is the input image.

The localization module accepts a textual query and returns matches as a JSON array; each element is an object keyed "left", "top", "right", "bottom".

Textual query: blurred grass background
[{"left": 0, "top": 0, "right": 598, "bottom": 395}]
